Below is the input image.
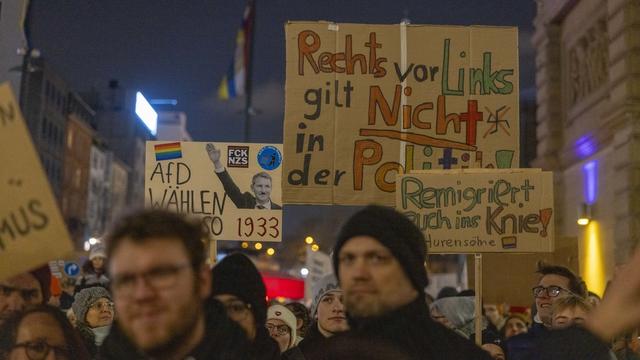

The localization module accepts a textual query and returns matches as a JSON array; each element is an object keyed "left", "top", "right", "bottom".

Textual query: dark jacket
[
  {"left": 507, "top": 322, "right": 612, "bottom": 360},
  {"left": 215, "top": 169, "right": 281, "bottom": 209},
  {"left": 282, "top": 323, "right": 327, "bottom": 360},
  {"left": 99, "top": 300, "right": 250, "bottom": 360},
  {"left": 251, "top": 326, "right": 282, "bottom": 360},
  {"left": 504, "top": 321, "right": 548, "bottom": 360},
  {"left": 321, "top": 297, "right": 492, "bottom": 360}
]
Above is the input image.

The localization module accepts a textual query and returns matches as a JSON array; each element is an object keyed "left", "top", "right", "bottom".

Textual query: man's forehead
[
  {"left": 322, "top": 290, "right": 343, "bottom": 298},
  {"left": 109, "top": 237, "right": 190, "bottom": 271},
  {"left": 2, "top": 273, "right": 39, "bottom": 289},
  {"left": 538, "top": 273, "right": 570, "bottom": 287},
  {"left": 339, "top": 235, "right": 390, "bottom": 254}
]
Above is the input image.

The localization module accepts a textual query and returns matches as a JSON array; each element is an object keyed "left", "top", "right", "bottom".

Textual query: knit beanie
[
  {"left": 267, "top": 304, "right": 297, "bottom": 348},
  {"left": 211, "top": 253, "right": 267, "bottom": 326},
  {"left": 332, "top": 205, "right": 429, "bottom": 293},
  {"left": 30, "top": 265, "right": 52, "bottom": 304},
  {"left": 310, "top": 273, "right": 340, "bottom": 317},
  {"left": 72, "top": 287, "right": 111, "bottom": 326},
  {"left": 89, "top": 244, "right": 107, "bottom": 260}
]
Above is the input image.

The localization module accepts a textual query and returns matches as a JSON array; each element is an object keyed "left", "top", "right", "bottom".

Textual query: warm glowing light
[
  {"left": 266, "top": 248, "right": 275, "bottom": 256},
  {"left": 582, "top": 221, "right": 605, "bottom": 296},
  {"left": 305, "top": 236, "right": 314, "bottom": 244},
  {"left": 275, "top": 296, "right": 286, "bottom": 303},
  {"left": 254, "top": 242, "right": 263, "bottom": 250},
  {"left": 311, "top": 244, "right": 319, "bottom": 252},
  {"left": 577, "top": 218, "right": 590, "bottom": 226},
  {"left": 241, "top": 242, "right": 249, "bottom": 249}
]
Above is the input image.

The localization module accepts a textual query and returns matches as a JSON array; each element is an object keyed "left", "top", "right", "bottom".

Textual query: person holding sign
[
  {"left": 206, "top": 143, "right": 281, "bottom": 210},
  {"left": 331, "top": 205, "right": 492, "bottom": 359}
]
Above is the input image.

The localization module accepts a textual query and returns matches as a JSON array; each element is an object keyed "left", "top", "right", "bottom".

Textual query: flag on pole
[{"left": 218, "top": 1, "right": 255, "bottom": 100}]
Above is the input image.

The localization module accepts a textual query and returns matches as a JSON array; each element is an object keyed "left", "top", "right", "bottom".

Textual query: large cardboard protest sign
[
  {"left": 396, "top": 169, "right": 554, "bottom": 253},
  {"left": 284, "top": 22, "right": 519, "bottom": 205},
  {"left": 467, "top": 237, "right": 579, "bottom": 306},
  {"left": 145, "top": 141, "right": 283, "bottom": 241},
  {"left": 0, "top": 83, "right": 74, "bottom": 280}
]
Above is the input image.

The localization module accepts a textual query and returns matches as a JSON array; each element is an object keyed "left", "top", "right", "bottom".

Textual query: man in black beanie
[
  {"left": 210, "top": 253, "right": 280, "bottom": 360},
  {"left": 330, "top": 205, "right": 491, "bottom": 359}
]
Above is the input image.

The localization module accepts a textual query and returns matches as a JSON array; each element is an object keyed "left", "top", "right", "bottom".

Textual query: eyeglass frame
[
  {"left": 222, "top": 300, "right": 252, "bottom": 321},
  {"left": 110, "top": 263, "right": 191, "bottom": 296},
  {"left": 88, "top": 300, "right": 115, "bottom": 311},
  {"left": 11, "top": 340, "right": 70, "bottom": 360},
  {"left": 531, "top": 285, "right": 572, "bottom": 298},
  {"left": 266, "top": 323, "right": 291, "bottom": 336}
]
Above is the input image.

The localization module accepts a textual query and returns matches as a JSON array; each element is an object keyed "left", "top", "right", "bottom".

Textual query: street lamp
[{"left": 305, "top": 236, "right": 314, "bottom": 244}]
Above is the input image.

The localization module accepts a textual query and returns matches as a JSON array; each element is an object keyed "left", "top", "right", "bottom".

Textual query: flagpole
[{"left": 244, "top": 0, "right": 256, "bottom": 142}]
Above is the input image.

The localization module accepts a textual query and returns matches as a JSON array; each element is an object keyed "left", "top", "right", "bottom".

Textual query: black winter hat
[
  {"left": 332, "top": 205, "right": 429, "bottom": 293},
  {"left": 211, "top": 253, "right": 267, "bottom": 326}
]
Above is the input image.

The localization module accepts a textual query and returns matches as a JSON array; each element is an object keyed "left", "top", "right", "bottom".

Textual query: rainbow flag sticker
[{"left": 155, "top": 142, "right": 182, "bottom": 161}]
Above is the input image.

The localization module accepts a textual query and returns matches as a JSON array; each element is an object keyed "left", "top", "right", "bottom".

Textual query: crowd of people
[{"left": 1, "top": 206, "right": 640, "bottom": 359}]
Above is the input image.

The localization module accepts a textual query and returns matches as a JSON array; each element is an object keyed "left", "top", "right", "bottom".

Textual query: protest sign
[
  {"left": 396, "top": 169, "right": 554, "bottom": 253},
  {"left": 145, "top": 141, "right": 283, "bottom": 241},
  {"left": 284, "top": 22, "right": 519, "bottom": 205},
  {"left": 467, "top": 237, "right": 579, "bottom": 306},
  {"left": 0, "top": 82, "right": 74, "bottom": 281}
]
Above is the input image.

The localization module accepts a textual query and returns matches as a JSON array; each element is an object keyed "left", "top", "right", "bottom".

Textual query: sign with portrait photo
[{"left": 145, "top": 141, "right": 283, "bottom": 242}]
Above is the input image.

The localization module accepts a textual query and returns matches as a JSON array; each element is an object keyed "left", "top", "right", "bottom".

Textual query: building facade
[
  {"left": 533, "top": 0, "right": 640, "bottom": 295},
  {"left": 157, "top": 111, "right": 192, "bottom": 141},
  {"left": 61, "top": 106, "right": 93, "bottom": 246},
  {"left": 21, "top": 58, "right": 69, "bottom": 200}
]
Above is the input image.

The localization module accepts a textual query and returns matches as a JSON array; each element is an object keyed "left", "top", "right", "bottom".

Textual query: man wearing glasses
[
  {"left": 505, "top": 264, "right": 587, "bottom": 360},
  {"left": 99, "top": 209, "right": 249, "bottom": 359}
]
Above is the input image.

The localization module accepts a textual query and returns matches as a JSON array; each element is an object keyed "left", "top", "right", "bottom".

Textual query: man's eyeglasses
[
  {"left": 223, "top": 301, "right": 252, "bottom": 321},
  {"left": 89, "top": 300, "right": 115, "bottom": 311},
  {"left": 111, "top": 263, "right": 190, "bottom": 295},
  {"left": 12, "top": 340, "right": 70, "bottom": 360},
  {"left": 266, "top": 323, "right": 290, "bottom": 336},
  {"left": 532, "top": 285, "right": 570, "bottom": 298}
]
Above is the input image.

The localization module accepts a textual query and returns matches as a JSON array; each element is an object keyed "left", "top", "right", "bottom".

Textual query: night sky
[
  {"left": 31, "top": 0, "right": 535, "bottom": 143},
  {"left": 31, "top": 0, "right": 537, "bottom": 261}
]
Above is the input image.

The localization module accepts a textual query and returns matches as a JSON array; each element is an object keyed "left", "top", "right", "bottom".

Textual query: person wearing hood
[
  {"left": 284, "top": 273, "right": 349, "bottom": 360},
  {"left": 329, "top": 205, "right": 492, "bottom": 359},
  {"left": 76, "top": 244, "right": 109, "bottom": 292},
  {"left": 72, "top": 286, "right": 114, "bottom": 357},
  {"left": 430, "top": 296, "right": 479, "bottom": 339},
  {"left": 210, "top": 252, "right": 280, "bottom": 360},
  {"left": 268, "top": 304, "right": 298, "bottom": 353}
]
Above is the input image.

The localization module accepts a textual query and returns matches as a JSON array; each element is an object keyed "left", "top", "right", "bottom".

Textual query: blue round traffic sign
[{"left": 64, "top": 262, "right": 80, "bottom": 277}]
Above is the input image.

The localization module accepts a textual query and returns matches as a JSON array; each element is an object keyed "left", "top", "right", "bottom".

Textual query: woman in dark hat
[{"left": 210, "top": 252, "right": 281, "bottom": 360}]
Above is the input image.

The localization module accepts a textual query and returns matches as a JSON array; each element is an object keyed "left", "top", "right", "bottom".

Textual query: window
[
  {"left": 67, "top": 128, "right": 74, "bottom": 149},
  {"left": 41, "top": 117, "right": 48, "bottom": 138}
]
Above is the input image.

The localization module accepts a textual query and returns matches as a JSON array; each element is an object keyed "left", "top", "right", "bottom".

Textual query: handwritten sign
[
  {"left": 145, "top": 141, "right": 283, "bottom": 242},
  {"left": 396, "top": 169, "right": 554, "bottom": 253},
  {"left": 284, "top": 22, "right": 519, "bottom": 205},
  {"left": 0, "top": 83, "right": 74, "bottom": 281}
]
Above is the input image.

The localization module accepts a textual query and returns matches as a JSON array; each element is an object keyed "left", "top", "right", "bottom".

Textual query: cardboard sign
[
  {"left": 396, "top": 169, "right": 554, "bottom": 253},
  {"left": 0, "top": 83, "right": 74, "bottom": 281},
  {"left": 467, "top": 237, "right": 579, "bottom": 306},
  {"left": 145, "top": 141, "right": 283, "bottom": 241},
  {"left": 284, "top": 22, "right": 519, "bottom": 205}
]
